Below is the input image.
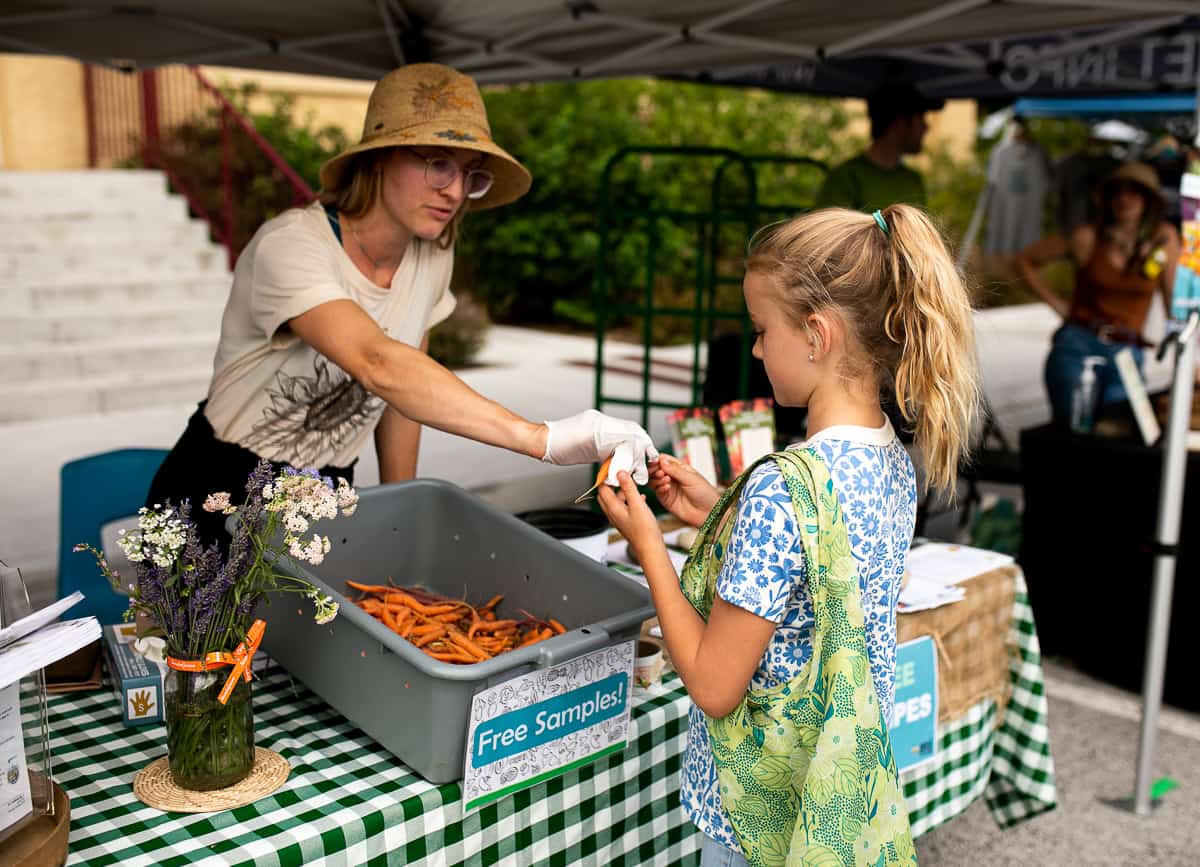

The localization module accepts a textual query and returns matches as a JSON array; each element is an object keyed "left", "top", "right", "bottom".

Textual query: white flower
[
  {"left": 284, "top": 511, "right": 309, "bottom": 534},
  {"left": 336, "top": 478, "right": 359, "bottom": 516},
  {"left": 309, "top": 591, "right": 339, "bottom": 625},
  {"left": 202, "top": 492, "right": 236, "bottom": 514}
]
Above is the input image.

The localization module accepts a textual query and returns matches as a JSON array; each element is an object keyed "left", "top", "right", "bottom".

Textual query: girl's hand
[
  {"left": 597, "top": 471, "right": 663, "bottom": 563},
  {"left": 649, "top": 455, "right": 719, "bottom": 528}
]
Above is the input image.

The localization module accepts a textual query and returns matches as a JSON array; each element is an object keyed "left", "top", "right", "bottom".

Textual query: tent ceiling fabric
[{"left": 1, "top": 1, "right": 1197, "bottom": 97}]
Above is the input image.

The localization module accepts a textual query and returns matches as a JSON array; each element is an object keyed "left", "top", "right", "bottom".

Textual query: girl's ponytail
[
  {"left": 745, "top": 205, "right": 980, "bottom": 496},
  {"left": 880, "top": 204, "right": 981, "bottom": 494}
]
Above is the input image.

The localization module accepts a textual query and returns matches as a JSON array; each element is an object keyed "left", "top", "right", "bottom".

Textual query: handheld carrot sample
[{"left": 574, "top": 454, "right": 614, "bottom": 503}]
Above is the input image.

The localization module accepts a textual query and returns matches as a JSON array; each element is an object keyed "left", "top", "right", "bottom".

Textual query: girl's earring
[{"left": 808, "top": 353, "right": 815, "bottom": 363}]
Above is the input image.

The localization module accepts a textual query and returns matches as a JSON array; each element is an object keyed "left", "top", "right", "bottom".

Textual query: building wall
[
  {"left": 0, "top": 55, "right": 88, "bottom": 169},
  {"left": 200, "top": 66, "right": 373, "bottom": 141}
]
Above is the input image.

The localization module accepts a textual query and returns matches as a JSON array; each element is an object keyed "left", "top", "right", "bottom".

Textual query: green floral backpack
[{"left": 680, "top": 448, "right": 917, "bottom": 867}]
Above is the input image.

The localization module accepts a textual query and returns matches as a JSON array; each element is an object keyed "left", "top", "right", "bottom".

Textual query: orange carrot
[{"left": 346, "top": 580, "right": 394, "bottom": 594}]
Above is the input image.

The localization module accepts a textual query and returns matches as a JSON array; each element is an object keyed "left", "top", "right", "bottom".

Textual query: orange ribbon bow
[{"left": 166, "top": 619, "right": 267, "bottom": 706}]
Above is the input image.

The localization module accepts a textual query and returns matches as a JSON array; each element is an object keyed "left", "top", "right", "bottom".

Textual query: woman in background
[{"left": 1016, "top": 161, "right": 1180, "bottom": 424}]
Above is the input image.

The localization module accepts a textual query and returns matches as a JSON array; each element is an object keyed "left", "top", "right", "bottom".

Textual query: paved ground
[{"left": 917, "top": 659, "right": 1200, "bottom": 866}]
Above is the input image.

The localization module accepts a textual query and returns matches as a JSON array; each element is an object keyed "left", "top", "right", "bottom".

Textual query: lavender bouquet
[{"left": 76, "top": 459, "right": 357, "bottom": 789}]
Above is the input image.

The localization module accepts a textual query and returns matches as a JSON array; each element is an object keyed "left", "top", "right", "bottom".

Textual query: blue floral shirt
[{"left": 680, "top": 421, "right": 917, "bottom": 850}]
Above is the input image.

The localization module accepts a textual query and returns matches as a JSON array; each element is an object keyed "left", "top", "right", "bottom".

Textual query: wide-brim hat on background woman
[
  {"left": 1100, "top": 161, "right": 1164, "bottom": 208},
  {"left": 319, "top": 63, "right": 531, "bottom": 211}
]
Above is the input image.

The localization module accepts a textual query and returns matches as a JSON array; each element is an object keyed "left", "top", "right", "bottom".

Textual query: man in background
[{"left": 815, "top": 82, "right": 944, "bottom": 212}]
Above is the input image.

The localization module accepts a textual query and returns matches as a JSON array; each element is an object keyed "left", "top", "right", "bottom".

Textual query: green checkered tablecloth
[
  {"left": 54, "top": 668, "right": 700, "bottom": 866},
  {"left": 901, "top": 573, "right": 1057, "bottom": 836},
  {"left": 50, "top": 572, "right": 1053, "bottom": 865}
]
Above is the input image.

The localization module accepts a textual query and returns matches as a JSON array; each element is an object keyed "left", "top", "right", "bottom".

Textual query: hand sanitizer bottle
[{"left": 1070, "top": 356, "right": 1105, "bottom": 434}]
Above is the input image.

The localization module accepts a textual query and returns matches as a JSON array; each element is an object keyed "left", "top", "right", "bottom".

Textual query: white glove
[{"left": 542, "top": 409, "right": 659, "bottom": 484}]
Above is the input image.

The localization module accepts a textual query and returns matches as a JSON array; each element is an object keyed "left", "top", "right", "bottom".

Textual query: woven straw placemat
[{"left": 133, "top": 747, "right": 289, "bottom": 813}]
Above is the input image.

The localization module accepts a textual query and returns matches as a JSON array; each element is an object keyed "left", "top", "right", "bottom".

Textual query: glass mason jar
[{"left": 164, "top": 667, "right": 255, "bottom": 790}]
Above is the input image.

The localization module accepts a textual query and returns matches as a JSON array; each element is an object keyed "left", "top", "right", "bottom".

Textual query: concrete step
[
  {"left": 0, "top": 333, "right": 217, "bottom": 384},
  {"left": 0, "top": 169, "right": 166, "bottom": 200},
  {"left": 0, "top": 195, "right": 190, "bottom": 224},
  {"left": 0, "top": 249, "right": 228, "bottom": 287},
  {"left": 0, "top": 274, "right": 230, "bottom": 313},
  {"left": 0, "top": 367, "right": 212, "bottom": 422},
  {"left": 0, "top": 301, "right": 225, "bottom": 344},
  {"left": 0, "top": 221, "right": 212, "bottom": 251}
]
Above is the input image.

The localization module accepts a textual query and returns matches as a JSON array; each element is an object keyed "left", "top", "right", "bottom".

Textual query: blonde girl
[{"left": 599, "top": 205, "right": 980, "bottom": 867}]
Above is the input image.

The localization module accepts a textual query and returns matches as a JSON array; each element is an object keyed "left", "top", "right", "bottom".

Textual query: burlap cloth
[{"left": 898, "top": 565, "right": 1017, "bottom": 722}]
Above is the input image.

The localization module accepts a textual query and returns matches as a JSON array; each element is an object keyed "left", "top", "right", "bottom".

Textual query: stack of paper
[
  {"left": 898, "top": 543, "right": 1014, "bottom": 614},
  {"left": 0, "top": 592, "right": 101, "bottom": 689},
  {"left": 898, "top": 579, "right": 966, "bottom": 613}
]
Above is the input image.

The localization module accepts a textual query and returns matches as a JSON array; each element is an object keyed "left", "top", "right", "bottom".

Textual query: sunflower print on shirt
[{"left": 243, "top": 355, "right": 384, "bottom": 468}]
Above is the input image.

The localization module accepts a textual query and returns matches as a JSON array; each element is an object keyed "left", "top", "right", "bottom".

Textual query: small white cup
[{"left": 634, "top": 638, "right": 665, "bottom": 688}]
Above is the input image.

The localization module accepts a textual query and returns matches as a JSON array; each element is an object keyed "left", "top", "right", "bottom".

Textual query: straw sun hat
[
  {"left": 319, "top": 63, "right": 531, "bottom": 210},
  {"left": 1100, "top": 161, "right": 1164, "bottom": 207}
]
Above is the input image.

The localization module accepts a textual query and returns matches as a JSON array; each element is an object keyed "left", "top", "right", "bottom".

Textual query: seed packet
[
  {"left": 667, "top": 407, "right": 719, "bottom": 486},
  {"left": 719, "top": 398, "right": 776, "bottom": 477}
]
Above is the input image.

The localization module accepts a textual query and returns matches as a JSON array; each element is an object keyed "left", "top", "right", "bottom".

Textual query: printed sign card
[
  {"left": 888, "top": 636, "right": 938, "bottom": 773},
  {"left": 463, "top": 642, "right": 634, "bottom": 811},
  {"left": 0, "top": 683, "right": 32, "bottom": 838}
]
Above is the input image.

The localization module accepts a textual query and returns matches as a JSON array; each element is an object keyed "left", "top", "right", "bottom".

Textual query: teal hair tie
[{"left": 872, "top": 210, "right": 890, "bottom": 235}]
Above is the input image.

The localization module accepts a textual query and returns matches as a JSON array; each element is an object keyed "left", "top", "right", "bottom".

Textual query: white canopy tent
[
  {"left": 0, "top": 1, "right": 1198, "bottom": 98},
  {"left": 4, "top": 0, "right": 1199, "bottom": 820}
]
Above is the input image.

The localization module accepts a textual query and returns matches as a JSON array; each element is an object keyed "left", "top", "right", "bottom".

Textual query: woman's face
[
  {"left": 744, "top": 271, "right": 815, "bottom": 408},
  {"left": 377, "top": 146, "right": 484, "bottom": 240},
  {"left": 1107, "top": 180, "right": 1148, "bottom": 224}
]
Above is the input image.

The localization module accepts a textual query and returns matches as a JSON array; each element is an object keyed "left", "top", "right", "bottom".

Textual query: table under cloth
[{"left": 52, "top": 574, "right": 1054, "bottom": 865}]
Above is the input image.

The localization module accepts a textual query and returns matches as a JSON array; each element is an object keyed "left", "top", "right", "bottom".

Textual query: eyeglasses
[{"left": 414, "top": 151, "right": 494, "bottom": 200}]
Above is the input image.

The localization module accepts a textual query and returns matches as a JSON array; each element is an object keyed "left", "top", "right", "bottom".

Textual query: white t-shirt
[
  {"left": 984, "top": 137, "right": 1052, "bottom": 255},
  {"left": 204, "top": 201, "right": 456, "bottom": 469}
]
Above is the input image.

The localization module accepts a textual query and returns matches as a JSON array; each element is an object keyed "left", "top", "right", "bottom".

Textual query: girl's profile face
[
  {"left": 377, "top": 146, "right": 482, "bottom": 240},
  {"left": 743, "top": 271, "right": 815, "bottom": 408}
]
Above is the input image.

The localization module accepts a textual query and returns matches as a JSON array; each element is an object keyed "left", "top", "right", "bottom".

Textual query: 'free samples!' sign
[
  {"left": 472, "top": 674, "right": 627, "bottom": 765},
  {"left": 462, "top": 642, "right": 634, "bottom": 810}
]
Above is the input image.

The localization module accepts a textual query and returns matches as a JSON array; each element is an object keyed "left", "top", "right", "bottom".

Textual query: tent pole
[
  {"left": 956, "top": 183, "right": 989, "bottom": 272},
  {"left": 1132, "top": 311, "right": 1198, "bottom": 815}
]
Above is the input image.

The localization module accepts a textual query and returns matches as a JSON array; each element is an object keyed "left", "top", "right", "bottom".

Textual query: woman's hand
[
  {"left": 543, "top": 410, "right": 658, "bottom": 483},
  {"left": 649, "top": 455, "right": 719, "bottom": 528},
  {"left": 597, "top": 471, "right": 664, "bottom": 565}
]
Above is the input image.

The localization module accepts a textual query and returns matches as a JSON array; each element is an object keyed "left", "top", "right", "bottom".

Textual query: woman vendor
[{"left": 146, "top": 63, "right": 656, "bottom": 544}]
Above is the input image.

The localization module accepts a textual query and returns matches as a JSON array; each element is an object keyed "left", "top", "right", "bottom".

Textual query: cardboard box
[{"left": 102, "top": 624, "right": 166, "bottom": 727}]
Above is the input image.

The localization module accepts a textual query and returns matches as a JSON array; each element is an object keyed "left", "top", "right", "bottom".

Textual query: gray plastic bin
[{"left": 260, "top": 478, "right": 653, "bottom": 783}]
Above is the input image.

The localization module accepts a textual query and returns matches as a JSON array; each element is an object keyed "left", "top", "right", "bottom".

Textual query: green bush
[
  {"left": 427, "top": 293, "right": 490, "bottom": 369},
  {"left": 457, "top": 79, "right": 858, "bottom": 338},
  {"left": 145, "top": 76, "right": 1097, "bottom": 348}
]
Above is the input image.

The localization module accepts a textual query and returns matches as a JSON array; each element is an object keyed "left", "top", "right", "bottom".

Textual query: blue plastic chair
[{"left": 58, "top": 448, "right": 168, "bottom": 624}]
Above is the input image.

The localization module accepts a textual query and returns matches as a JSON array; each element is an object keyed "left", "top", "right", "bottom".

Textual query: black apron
[{"left": 145, "top": 401, "right": 356, "bottom": 548}]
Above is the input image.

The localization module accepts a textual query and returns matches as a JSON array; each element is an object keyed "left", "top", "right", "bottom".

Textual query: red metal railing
[{"left": 84, "top": 65, "right": 316, "bottom": 269}]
